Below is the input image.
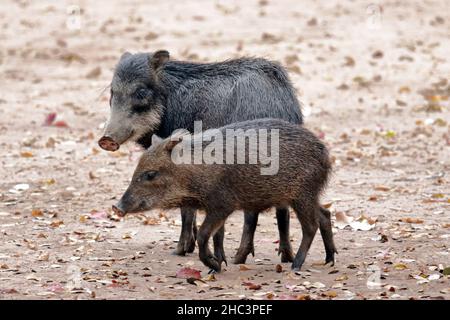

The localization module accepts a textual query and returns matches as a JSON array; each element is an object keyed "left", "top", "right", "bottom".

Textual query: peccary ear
[
  {"left": 120, "top": 52, "right": 132, "bottom": 61},
  {"left": 151, "top": 134, "right": 163, "bottom": 146},
  {"left": 165, "top": 129, "right": 190, "bottom": 152},
  {"left": 149, "top": 50, "right": 170, "bottom": 70}
]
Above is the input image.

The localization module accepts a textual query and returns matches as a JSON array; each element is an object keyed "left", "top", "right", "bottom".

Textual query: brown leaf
[
  {"left": 0, "top": 288, "right": 18, "bottom": 294},
  {"left": 372, "top": 50, "right": 384, "bottom": 59},
  {"left": 50, "top": 220, "right": 64, "bottom": 228},
  {"left": 275, "top": 264, "right": 283, "bottom": 273},
  {"left": 242, "top": 281, "right": 261, "bottom": 290},
  {"left": 323, "top": 291, "right": 338, "bottom": 298},
  {"left": 343, "top": 56, "right": 355, "bottom": 67},
  {"left": 20, "top": 151, "right": 34, "bottom": 158},
  {"left": 374, "top": 185, "right": 390, "bottom": 192},
  {"left": 31, "top": 209, "right": 43, "bottom": 217},
  {"left": 143, "top": 217, "right": 160, "bottom": 226},
  {"left": 400, "top": 217, "right": 424, "bottom": 224},
  {"left": 398, "top": 86, "right": 411, "bottom": 94},
  {"left": 86, "top": 67, "right": 102, "bottom": 79},
  {"left": 239, "top": 264, "right": 251, "bottom": 271},
  {"left": 335, "top": 275, "right": 349, "bottom": 281},
  {"left": 144, "top": 32, "right": 159, "bottom": 41}
]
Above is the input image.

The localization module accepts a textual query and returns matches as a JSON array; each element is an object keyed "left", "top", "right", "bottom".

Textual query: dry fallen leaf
[
  {"left": 275, "top": 264, "right": 283, "bottom": 273},
  {"left": 38, "top": 252, "right": 50, "bottom": 262},
  {"left": 203, "top": 274, "right": 216, "bottom": 282},
  {"left": 323, "top": 291, "right": 338, "bottom": 298},
  {"left": 335, "top": 212, "right": 376, "bottom": 231},
  {"left": 20, "top": 151, "right": 34, "bottom": 158},
  {"left": 143, "top": 217, "right": 160, "bottom": 225},
  {"left": 374, "top": 185, "right": 390, "bottom": 192},
  {"left": 31, "top": 209, "right": 43, "bottom": 217},
  {"left": 239, "top": 264, "right": 251, "bottom": 271},
  {"left": 242, "top": 281, "right": 262, "bottom": 290},
  {"left": 86, "top": 66, "right": 102, "bottom": 79},
  {"left": 322, "top": 202, "right": 333, "bottom": 209},
  {"left": 394, "top": 263, "right": 408, "bottom": 270},
  {"left": 400, "top": 217, "right": 424, "bottom": 224},
  {"left": 335, "top": 275, "right": 349, "bottom": 281},
  {"left": 50, "top": 220, "right": 64, "bottom": 228},
  {"left": 43, "top": 113, "right": 56, "bottom": 126},
  {"left": 176, "top": 267, "right": 201, "bottom": 280},
  {"left": 53, "top": 120, "right": 69, "bottom": 128},
  {"left": 0, "top": 288, "right": 18, "bottom": 294}
]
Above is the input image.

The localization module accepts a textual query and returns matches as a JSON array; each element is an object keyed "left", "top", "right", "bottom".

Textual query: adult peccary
[
  {"left": 98, "top": 51, "right": 302, "bottom": 263},
  {"left": 113, "top": 119, "right": 337, "bottom": 272}
]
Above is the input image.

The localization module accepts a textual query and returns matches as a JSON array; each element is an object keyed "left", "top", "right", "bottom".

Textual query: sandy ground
[{"left": 0, "top": 0, "right": 449, "bottom": 300}]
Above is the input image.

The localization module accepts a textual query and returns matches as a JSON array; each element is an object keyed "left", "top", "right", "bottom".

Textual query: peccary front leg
[
  {"left": 319, "top": 207, "right": 338, "bottom": 265},
  {"left": 174, "top": 207, "right": 197, "bottom": 256},
  {"left": 197, "top": 214, "right": 226, "bottom": 273},
  {"left": 291, "top": 201, "right": 319, "bottom": 271},
  {"left": 213, "top": 226, "right": 228, "bottom": 266},
  {"left": 276, "top": 207, "right": 294, "bottom": 263},
  {"left": 233, "top": 211, "right": 258, "bottom": 264}
]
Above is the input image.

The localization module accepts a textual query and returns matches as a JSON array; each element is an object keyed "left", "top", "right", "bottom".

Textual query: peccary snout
[
  {"left": 98, "top": 135, "right": 120, "bottom": 152},
  {"left": 113, "top": 188, "right": 151, "bottom": 216},
  {"left": 113, "top": 190, "right": 135, "bottom": 216},
  {"left": 112, "top": 204, "right": 126, "bottom": 217}
]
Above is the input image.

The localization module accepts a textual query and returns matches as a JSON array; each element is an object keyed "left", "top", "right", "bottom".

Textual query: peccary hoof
[
  {"left": 233, "top": 245, "right": 254, "bottom": 265},
  {"left": 98, "top": 136, "right": 120, "bottom": 152},
  {"left": 325, "top": 254, "right": 335, "bottom": 266},
  {"left": 173, "top": 236, "right": 196, "bottom": 256},
  {"left": 278, "top": 247, "right": 294, "bottom": 263},
  {"left": 202, "top": 255, "right": 222, "bottom": 273}
]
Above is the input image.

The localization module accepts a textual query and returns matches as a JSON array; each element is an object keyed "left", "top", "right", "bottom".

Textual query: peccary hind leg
[
  {"left": 319, "top": 207, "right": 337, "bottom": 265},
  {"left": 213, "top": 226, "right": 228, "bottom": 266},
  {"left": 276, "top": 207, "right": 294, "bottom": 263},
  {"left": 174, "top": 207, "right": 197, "bottom": 256},
  {"left": 233, "top": 211, "right": 258, "bottom": 264},
  {"left": 291, "top": 201, "right": 319, "bottom": 271}
]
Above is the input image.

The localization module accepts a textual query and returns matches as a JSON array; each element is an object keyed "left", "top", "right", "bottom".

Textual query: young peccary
[
  {"left": 98, "top": 50, "right": 303, "bottom": 262},
  {"left": 113, "top": 119, "right": 337, "bottom": 272}
]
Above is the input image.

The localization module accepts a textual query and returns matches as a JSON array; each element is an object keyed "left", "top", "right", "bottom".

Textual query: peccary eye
[
  {"left": 132, "top": 104, "right": 150, "bottom": 113},
  {"left": 141, "top": 171, "right": 158, "bottom": 181}
]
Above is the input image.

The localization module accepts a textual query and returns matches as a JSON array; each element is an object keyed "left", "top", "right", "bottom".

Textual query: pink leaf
[
  {"left": 0, "top": 288, "right": 18, "bottom": 294},
  {"left": 44, "top": 113, "right": 57, "bottom": 126},
  {"left": 48, "top": 283, "right": 65, "bottom": 293},
  {"left": 176, "top": 267, "right": 201, "bottom": 280},
  {"left": 89, "top": 210, "right": 108, "bottom": 220},
  {"left": 54, "top": 120, "right": 69, "bottom": 128}
]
